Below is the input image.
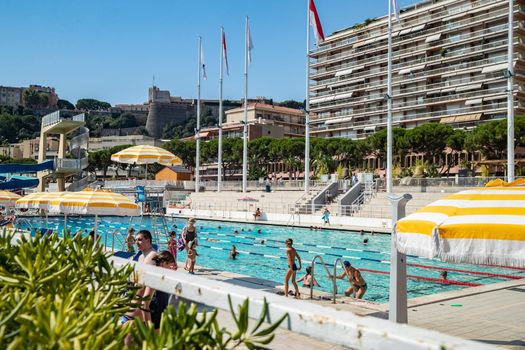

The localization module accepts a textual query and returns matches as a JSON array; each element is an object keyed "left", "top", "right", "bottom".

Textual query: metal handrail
[
  {"left": 111, "top": 229, "right": 125, "bottom": 252},
  {"left": 332, "top": 258, "right": 349, "bottom": 301},
  {"left": 310, "top": 255, "right": 336, "bottom": 303}
]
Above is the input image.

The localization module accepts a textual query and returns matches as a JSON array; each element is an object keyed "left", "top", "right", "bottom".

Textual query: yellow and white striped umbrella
[
  {"left": 396, "top": 179, "right": 525, "bottom": 267},
  {"left": 49, "top": 188, "right": 140, "bottom": 217},
  {"left": 16, "top": 192, "right": 66, "bottom": 212},
  {"left": 110, "top": 145, "right": 183, "bottom": 165},
  {"left": 0, "top": 190, "right": 22, "bottom": 208}
]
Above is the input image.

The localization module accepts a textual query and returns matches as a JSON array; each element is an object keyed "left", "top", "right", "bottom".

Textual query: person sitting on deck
[{"left": 253, "top": 208, "right": 262, "bottom": 221}]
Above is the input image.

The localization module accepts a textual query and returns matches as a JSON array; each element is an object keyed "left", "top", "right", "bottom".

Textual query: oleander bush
[{"left": 0, "top": 231, "right": 286, "bottom": 349}]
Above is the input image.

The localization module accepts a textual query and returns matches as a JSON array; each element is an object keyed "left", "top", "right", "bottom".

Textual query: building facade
[
  {"left": 0, "top": 85, "right": 59, "bottom": 109},
  {"left": 310, "top": 0, "right": 524, "bottom": 139}
]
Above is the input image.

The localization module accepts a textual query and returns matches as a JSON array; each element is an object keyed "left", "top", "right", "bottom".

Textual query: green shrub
[{"left": 0, "top": 231, "right": 286, "bottom": 349}]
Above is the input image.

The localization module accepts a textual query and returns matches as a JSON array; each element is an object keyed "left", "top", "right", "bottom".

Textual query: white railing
[
  {"left": 55, "top": 157, "right": 88, "bottom": 171},
  {"left": 42, "top": 111, "right": 85, "bottom": 128},
  {"left": 109, "top": 257, "right": 495, "bottom": 350},
  {"left": 376, "top": 176, "right": 525, "bottom": 189}
]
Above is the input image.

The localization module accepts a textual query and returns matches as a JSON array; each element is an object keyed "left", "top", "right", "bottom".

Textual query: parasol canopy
[
  {"left": 110, "top": 145, "right": 182, "bottom": 166},
  {"left": 395, "top": 179, "right": 525, "bottom": 267},
  {"left": 0, "top": 190, "right": 22, "bottom": 208},
  {"left": 49, "top": 188, "right": 140, "bottom": 217},
  {"left": 16, "top": 192, "right": 66, "bottom": 212}
]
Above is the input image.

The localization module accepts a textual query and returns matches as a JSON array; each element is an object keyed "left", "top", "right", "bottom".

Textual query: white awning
[
  {"left": 456, "top": 83, "right": 483, "bottom": 92},
  {"left": 353, "top": 41, "right": 367, "bottom": 49},
  {"left": 441, "top": 86, "right": 456, "bottom": 93},
  {"left": 399, "top": 28, "right": 412, "bottom": 36},
  {"left": 335, "top": 68, "right": 353, "bottom": 77},
  {"left": 425, "top": 33, "right": 442, "bottom": 43},
  {"left": 325, "top": 116, "right": 353, "bottom": 125},
  {"left": 481, "top": 63, "right": 508, "bottom": 74},
  {"left": 310, "top": 95, "right": 335, "bottom": 104},
  {"left": 398, "top": 63, "right": 426, "bottom": 75},
  {"left": 334, "top": 91, "right": 354, "bottom": 100},
  {"left": 364, "top": 126, "right": 377, "bottom": 131},
  {"left": 483, "top": 94, "right": 506, "bottom": 101},
  {"left": 465, "top": 98, "right": 483, "bottom": 105},
  {"left": 411, "top": 63, "right": 426, "bottom": 73},
  {"left": 410, "top": 24, "right": 426, "bottom": 33}
]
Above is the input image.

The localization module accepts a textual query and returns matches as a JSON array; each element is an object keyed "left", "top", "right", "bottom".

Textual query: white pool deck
[{"left": 190, "top": 264, "right": 525, "bottom": 349}]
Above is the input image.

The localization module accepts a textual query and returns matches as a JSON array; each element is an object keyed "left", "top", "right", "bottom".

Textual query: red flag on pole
[
  {"left": 309, "top": 0, "right": 325, "bottom": 45},
  {"left": 222, "top": 30, "right": 229, "bottom": 76}
]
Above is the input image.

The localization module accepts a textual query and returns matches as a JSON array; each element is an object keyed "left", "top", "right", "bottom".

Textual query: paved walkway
[{"left": 193, "top": 265, "right": 525, "bottom": 349}]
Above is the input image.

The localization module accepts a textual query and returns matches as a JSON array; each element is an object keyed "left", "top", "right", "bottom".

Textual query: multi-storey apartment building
[{"left": 310, "top": 0, "right": 524, "bottom": 139}]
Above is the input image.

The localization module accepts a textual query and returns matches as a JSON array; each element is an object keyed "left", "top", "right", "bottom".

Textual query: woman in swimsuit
[
  {"left": 182, "top": 218, "right": 197, "bottom": 249},
  {"left": 284, "top": 238, "right": 302, "bottom": 298}
]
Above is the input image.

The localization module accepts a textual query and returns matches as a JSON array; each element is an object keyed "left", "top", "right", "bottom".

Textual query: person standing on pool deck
[
  {"left": 335, "top": 261, "right": 367, "bottom": 299},
  {"left": 182, "top": 218, "right": 197, "bottom": 250},
  {"left": 284, "top": 238, "right": 302, "bottom": 298},
  {"left": 322, "top": 207, "right": 330, "bottom": 225}
]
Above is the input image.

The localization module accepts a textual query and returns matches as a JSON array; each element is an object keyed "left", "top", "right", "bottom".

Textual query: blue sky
[{"left": 1, "top": 0, "right": 418, "bottom": 105}]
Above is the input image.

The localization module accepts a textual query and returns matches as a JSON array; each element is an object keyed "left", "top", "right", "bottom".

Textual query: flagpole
[
  {"left": 218, "top": 27, "right": 224, "bottom": 192},
  {"left": 305, "top": 0, "right": 311, "bottom": 194},
  {"left": 195, "top": 36, "right": 202, "bottom": 193},
  {"left": 507, "top": 0, "right": 515, "bottom": 181},
  {"left": 387, "top": 0, "right": 407, "bottom": 325},
  {"left": 242, "top": 16, "right": 249, "bottom": 193},
  {"left": 386, "top": 1, "right": 393, "bottom": 194}
]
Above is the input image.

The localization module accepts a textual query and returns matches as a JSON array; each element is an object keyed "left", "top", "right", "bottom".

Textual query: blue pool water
[{"left": 20, "top": 215, "right": 525, "bottom": 303}]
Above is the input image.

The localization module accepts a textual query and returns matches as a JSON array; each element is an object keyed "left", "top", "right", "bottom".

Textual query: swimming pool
[{"left": 19, "top": 215, "right": 525, "bottom": 303}]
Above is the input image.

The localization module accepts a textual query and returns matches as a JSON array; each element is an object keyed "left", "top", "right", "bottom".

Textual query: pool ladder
[{"left": 310, "top": 255, "right": 348, "bottom": 304}]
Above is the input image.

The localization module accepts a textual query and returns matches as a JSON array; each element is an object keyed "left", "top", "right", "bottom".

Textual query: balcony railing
[
  {"left": 42, "top": 111, "right": 85, "bottom": 128},
  {"left": 311, "top": 40, "right": 509, "bottom": 90},
  {"left": 311, "top": 18, "right": 509, "bottom": 73}
]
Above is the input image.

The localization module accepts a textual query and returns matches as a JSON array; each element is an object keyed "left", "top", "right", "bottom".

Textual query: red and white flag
[
  {"left": 222, "top": 29, "right": 229, "bottom": 76},
  {"left": 309, "top": 0, "right": 325, "bottom": 45}
]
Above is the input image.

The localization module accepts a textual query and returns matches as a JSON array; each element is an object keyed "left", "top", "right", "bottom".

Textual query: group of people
[
  {"left": 284, "top": 238, "right": 367, "bottom": 299},
  {"left": 125, "top": 217, "right": 199, "bottom": 274}
]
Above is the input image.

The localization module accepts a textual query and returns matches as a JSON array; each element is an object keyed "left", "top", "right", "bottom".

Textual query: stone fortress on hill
[{"left": 145, "top": 86, "right": 271, "bottom": 139}]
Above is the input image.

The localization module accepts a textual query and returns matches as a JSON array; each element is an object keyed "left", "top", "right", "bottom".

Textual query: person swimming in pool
[
  {"left": 335, "top": 261, "right": 367, "bottom": 299},
  {"left": 297, "top": 266, "right": 320, "bottom": 288},
  {"left": 284, "top": 238, "right": 301, "bottom": 298}
]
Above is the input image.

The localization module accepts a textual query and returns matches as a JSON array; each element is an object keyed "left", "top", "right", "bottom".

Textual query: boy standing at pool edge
[{"left": 284, "top": 238, "right": 302, "bottom": 298}]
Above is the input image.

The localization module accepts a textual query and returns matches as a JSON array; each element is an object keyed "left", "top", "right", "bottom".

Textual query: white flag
[
  {"left": 201, "top": 41, "right": 207, "bottom": 80},
  {"left": 247, "top": 20, "right": 254, "bottom": 64},
  {"left": 391, "top": 0, "right": 400, "bottom": 22}
]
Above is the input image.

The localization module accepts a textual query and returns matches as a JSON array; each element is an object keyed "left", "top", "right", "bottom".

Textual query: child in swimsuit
[
  {"left": 284, "top": 238, "right": 302, "bottom": 298},
  {"left": 185, "top": 241, "right": 198, "bottom": 274},
  {"left": 298, "top": 266, "right": 320, "bottom": 288},
  {"left": 167, "top": 231, "right": 178, "bottom": 270}
]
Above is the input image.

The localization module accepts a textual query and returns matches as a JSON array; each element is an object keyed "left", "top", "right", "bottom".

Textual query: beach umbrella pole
[
  {"left": 387, "top": 193, "right": 412, "bottom": 324},
  {"left": 64, "top": 214, "right": 68, "bottom": 237}
]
